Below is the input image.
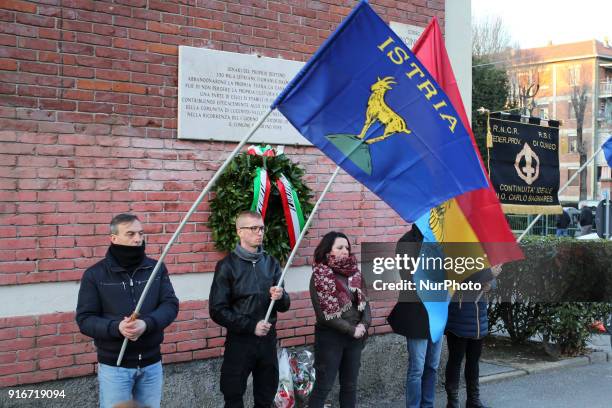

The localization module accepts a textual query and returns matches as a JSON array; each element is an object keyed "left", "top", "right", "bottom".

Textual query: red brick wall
[
  {"left": 0, "top": 0, "right": 444, "bottom": 384},
  {"left": 0, "top": 296, "right": 396, "bottom": 388},
  {"left": 0, "top": 0, "right": 445, "bottom": 285},
  {"left": 0, "top": 137, "right": 408, "bottom": 285}
]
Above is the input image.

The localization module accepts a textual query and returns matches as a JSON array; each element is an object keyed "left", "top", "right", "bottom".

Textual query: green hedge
[{"left": 488, "top": 237, "right": 612, "bottom": 355}]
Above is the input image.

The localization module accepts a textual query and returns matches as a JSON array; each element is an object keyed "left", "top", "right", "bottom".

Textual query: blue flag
[
  {"left": 272, "top": 1, "right": 489, "bottom": 221},
  {"left": 604, "top": 136, "right": 612, "bottom": 167}
]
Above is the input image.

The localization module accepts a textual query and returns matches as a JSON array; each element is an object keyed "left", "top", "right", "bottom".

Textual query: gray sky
[{"left": 471, "top": 0, "right": 611, "bottom": 49}]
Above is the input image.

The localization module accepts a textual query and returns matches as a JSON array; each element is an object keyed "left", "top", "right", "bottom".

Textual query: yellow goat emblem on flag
[{"left": 357, "top": 76, "right": 411, "bottom": 144}]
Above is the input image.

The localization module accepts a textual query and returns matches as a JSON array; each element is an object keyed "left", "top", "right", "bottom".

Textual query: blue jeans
[
  {"left": 556, "top": 228, "right": 568, "bottom": 237},
  {"left": 98, "top": 361, "right": 163, "bottom": 408},
  {"left": 405, "top": 338, "right": 442, "bottom": 408}
]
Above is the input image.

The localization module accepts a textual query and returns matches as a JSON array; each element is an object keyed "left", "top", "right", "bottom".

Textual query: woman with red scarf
[{"left": 308, "top": 231, "right": 371, "bottom": 408}]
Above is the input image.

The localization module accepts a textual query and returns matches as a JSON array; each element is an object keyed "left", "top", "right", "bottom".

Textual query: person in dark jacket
[
  {"left": 444, "top": 265, "right": 501, "bottom": 408},
  {"left": 209, "top": 210, "right": 290, "bottom": 408},
  {"left": 76, "top": 213, "right": 179, "bottom": 408},
  {"left": 555, "top": 210, "right": 571, "bottom": 237},
  {"left": 579, "top": 206, "right": 594, "bottom": 236},
  {"left": 387, "top": 225, "right": 443, "bottom": 408},
  {"left": 308, "top": 231, "right": 371, "bottom": 408}
]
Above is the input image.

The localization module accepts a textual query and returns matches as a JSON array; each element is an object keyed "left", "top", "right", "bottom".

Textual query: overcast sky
[{"left": 471, "top": 0, "right": 611, "bottom": 49}]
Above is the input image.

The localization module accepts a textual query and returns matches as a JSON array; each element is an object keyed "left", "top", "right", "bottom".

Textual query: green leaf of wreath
[{"left": 209, "top": 150, "right": 314, "bottom": 264}]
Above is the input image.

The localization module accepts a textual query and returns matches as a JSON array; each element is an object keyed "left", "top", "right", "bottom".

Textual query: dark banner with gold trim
[{"left": 489, "top": 117, "right": 562, "bottom": 214}]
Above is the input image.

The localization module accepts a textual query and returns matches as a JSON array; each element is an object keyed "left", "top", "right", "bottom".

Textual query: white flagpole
[
  {"left": 264, "top": 166, "right": 341, "bottom": 322},
  {"left": 517, "top": 145, "right": 604, "bottom": 242},
  {"left": 116, "top": 108, "right": 274, "bottom": 366},
  {"left": 604, "top": 189, "right": 610, "bottom": 239}
]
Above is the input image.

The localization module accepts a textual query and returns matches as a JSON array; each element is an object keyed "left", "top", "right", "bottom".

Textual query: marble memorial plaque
[
  {"left": 178, "top": 46, "right": 308, "bottom": 144},
  {"left": 390, "top": 21, "right": 425, "bottom": 49}
]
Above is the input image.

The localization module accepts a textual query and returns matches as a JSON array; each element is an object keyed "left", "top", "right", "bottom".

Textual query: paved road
[{"left": 363, "top": 362, "right": 612, "bottom": 408}]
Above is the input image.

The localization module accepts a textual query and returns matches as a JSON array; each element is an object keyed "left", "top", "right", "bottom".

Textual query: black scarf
[
  {"left": 233, "top": 244, "right": 263, "bottom": 263},
  {"left": 109, "top": 242, "right": 146, "bottom": 271}
]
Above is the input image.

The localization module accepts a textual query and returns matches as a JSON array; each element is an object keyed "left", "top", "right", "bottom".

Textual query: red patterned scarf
[{"left": 313, "top": 254, "right": 367, "bottom": 320}]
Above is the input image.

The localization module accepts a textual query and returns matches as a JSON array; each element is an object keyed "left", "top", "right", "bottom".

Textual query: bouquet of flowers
[{"left": 289, "top": 350, "right": 315, "bottom": 406}]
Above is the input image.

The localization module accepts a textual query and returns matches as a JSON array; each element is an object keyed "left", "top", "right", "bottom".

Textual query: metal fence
[{"left": 506, "top": 214, "right": 580, "bottom": 238}]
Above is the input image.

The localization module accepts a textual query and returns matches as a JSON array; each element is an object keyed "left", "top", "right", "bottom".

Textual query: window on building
[
  {"left": 517, "top": 70, "right": 533, "bottom": 86},
  {"left": 569, "top": 101, "right": 576, "bottom": 120},
  {"left": 569, "top": 65, "right": 581, "bottom": 87},
  {"left": 538, "top": 105, "right": 549, "bottom": 119},
  {"left": 567, "top": 135, "right": 578, "bottom": 153},
  {"left": 597, "top": 166, "right": 603, "bottom": 181},
  {"left": 568, "top": 169, "right": 580, "bottom": 186}
]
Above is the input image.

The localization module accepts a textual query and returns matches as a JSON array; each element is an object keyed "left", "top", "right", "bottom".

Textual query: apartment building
[{"left": 506, "top": 39, "right": 612, "bottom": 201}]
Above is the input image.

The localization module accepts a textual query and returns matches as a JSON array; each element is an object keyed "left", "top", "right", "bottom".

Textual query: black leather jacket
[
  {"left": 76, "top": 250, "right": 179, "bottom": 368},
  {"left": 209, "top": 249, "right": 290, "bottom": 336}
]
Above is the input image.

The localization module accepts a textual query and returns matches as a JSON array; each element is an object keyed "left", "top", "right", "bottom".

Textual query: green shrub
[
  {"left": 488, "top": 237, "right": 612, "bottom": 354},
  {"left": 488, "top": 300, "right": 541, "bottom": 344},
  {"left": 536, "top": 303, "right": 612, "bottom": 356}
]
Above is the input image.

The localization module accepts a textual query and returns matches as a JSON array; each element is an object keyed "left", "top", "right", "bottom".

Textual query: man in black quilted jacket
[
  {"left": 210, "top": 210, "right": 291, "bottom": 408},
  {"left": 76, "top": 213, "right": 178, "bottom": 408}
]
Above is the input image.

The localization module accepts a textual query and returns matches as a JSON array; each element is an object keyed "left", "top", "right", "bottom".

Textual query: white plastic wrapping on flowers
[{"left": 274, "top": 348, "right": 295, "bottom": 408}]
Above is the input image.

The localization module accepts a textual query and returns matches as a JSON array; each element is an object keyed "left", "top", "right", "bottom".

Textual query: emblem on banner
[
  {"left": 325, "top": 76, "right": 411, "bottom": 175},
  {"left": 429, "top": 200, "right": 452, "bottom": 242},
  {"left": 357, "top": 76, "right": 412, "bottom": 144},
  {"left": 515, "top": 142, "right": 540, "bottom": 185}
]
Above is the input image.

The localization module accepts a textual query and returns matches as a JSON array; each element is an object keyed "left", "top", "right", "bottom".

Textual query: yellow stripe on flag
[{"left": 431, "top": 199, "right": 491, "bottom": 287}]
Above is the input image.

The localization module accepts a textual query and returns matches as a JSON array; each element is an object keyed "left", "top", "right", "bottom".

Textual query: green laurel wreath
[{"left": 209, "top": 151, "right": 314, "bottom": 265}]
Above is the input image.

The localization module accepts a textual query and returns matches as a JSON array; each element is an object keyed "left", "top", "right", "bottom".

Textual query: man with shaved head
[{"left": 210, "top": 210, "right": 291, "bottom": 408}]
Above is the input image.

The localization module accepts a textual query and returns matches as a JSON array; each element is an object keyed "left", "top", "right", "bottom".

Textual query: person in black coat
[
  {"left": 444, "top": 265, "right": 500, "bottom": 408},
  {"left": 308, "top": 231, "right": 371, "bottom": 408},
  {"left": 579, "top": 206, "right": 594, "bottom": 236},
  {"left": 76, "top": 213, "right": 179, "bottom": 408},
  {"left": 387, "top": 227, "right": 430, "bottom": 339},
  {"left": 209, "top": 210, "right": 290, "bottom": 408},
  {"left": 387, "top": 225, "right": 444, "bottom": 408},
  {"left": 555, "top": 210, "right": 571, "bottom": 237}
]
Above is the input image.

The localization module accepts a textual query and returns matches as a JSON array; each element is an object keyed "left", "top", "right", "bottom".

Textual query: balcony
[
  {"left": 597, "top": 120, "right": 612, "bottom": 132},
  {"left": 600, "top": 81, "right": 612, "bottom": 98},
  {"left": 597, "top": 107, "right": 612, "bottom": 130}
]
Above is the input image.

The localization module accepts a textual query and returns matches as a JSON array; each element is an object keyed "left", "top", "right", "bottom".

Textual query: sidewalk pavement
[
  {"left": 479, "top": 332, "right": 611, "bottom": 384},
  {"left": 361, "top": 333, "right": 612, "bottom": 408}
]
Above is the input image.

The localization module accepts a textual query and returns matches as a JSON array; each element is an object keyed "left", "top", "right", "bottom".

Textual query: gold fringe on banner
[
  {"left": 502, "top": 204, "right": 563, "bottom": 215},
  {"left": 486, "top": 111, "right": 493, "bottom": 148},
  {"left": 485, "top": 110, "right": 493, "bottom": 176}
]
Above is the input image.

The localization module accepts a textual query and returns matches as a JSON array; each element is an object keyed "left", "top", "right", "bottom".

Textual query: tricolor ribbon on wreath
[{"left": 247, "top": 145, "right": 305, "bottom": 249}]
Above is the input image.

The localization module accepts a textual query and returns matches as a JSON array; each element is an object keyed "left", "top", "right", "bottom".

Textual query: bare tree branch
[
  {"left": 568, "top": 67, "right": 590, "bottom": 200},
  {"left": 507, "top": 50, "right": 542, "bottom": 116},
  {"left": 472, "top": 16, "right": 517, "bottom": 58}
]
